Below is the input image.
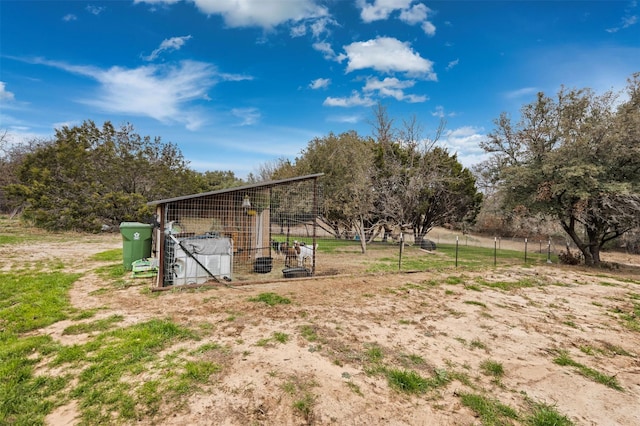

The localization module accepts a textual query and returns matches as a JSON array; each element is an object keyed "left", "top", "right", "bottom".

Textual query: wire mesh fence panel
[{"left": 152, "top": 175, "right": 323, "bottom": 287}]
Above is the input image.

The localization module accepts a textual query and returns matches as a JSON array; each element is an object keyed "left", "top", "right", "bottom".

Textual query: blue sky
[{"left": 1, "top": 1, "right": 639, "bottom": 178}]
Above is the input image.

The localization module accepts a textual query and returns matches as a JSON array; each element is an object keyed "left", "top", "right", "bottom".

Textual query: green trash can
[{"left": 119, "top": 222, "right": 153, "bottom": 271}]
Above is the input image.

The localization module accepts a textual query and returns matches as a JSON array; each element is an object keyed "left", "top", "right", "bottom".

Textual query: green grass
[
  {"left": 89, "top": 248, "right": 123, "bottom": 262},
  {"left": 181, "top": 360, "right": 221, "bottom": 382},
  {"left": 62, "top": 314, "right": 125, "bottom": 335},
  {"left": 0, "top": 264, "right": 223, "bottom": 425},
  {"left": 385, "top": 368, "right": 450, "bottom": 394},
  {"left": 475, "top": 277, "right": 542, "bottom": 291},
  {"left": 553, "top": 351, "right": 623, "bottom": 391},
  {"left": 365, "top": 241, "right": 558, "bottom": 272},
  {"left": 459, "top": 392, "right": 519, "bottom": 425},
  {"left": 273, "top": 332, "right": 290, "bottom": 344},
  {"left": 365, "top": 344, "right": 384, "bottom": 363},
  {"left": 299, "top": 324, "right": 318, "bottom": 342},
  {"left": 0, "top": 270, "right": 82, "bottom": 334},
  {"left": 248, "top": 292, "right": 292, "bottom": 306},
  {"left": 525, "top": 401, "right": 574, "bottom": 426},
  {"left": 480, "top": 359, "right": 504, "bottom": 378},
  {"left": 464, "top": 300, "right": 487, "bottom": 308}
]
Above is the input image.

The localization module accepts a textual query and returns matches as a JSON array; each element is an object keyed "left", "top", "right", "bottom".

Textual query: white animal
[{"left": 294, "top": 241, "right": 317, "bottom": 267}]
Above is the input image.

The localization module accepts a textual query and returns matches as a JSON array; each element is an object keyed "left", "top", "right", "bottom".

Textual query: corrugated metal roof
[{"left": 147, "top": 173, "right": 324, "bottom": 206}]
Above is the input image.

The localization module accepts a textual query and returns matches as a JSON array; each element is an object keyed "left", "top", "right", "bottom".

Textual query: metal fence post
[
  {"left": 494, "top": 237, "right": 497, "bottom": 267},
  {"left": 455, "top": 235, "right": 459, "bottom": 268},
  {"left": 398, "top": 232, "right": 404, "bottom": 271},
  {"left": 524, "top": 238, "right": 528, "bottom": 263}
]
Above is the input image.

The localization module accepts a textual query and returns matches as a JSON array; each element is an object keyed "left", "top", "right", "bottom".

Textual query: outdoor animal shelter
[{"left": 147, "top": 173, "right": 323, "bottom": 288}]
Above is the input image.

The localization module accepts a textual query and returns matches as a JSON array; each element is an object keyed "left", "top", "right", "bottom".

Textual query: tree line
[{"left": 2, "top": 73, "right": 639, "bottom": 266}]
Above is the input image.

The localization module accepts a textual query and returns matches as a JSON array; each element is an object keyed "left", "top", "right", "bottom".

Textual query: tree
[
  {"left": 370, "top": 104, "right": 481, "bottom": 242},
  {"left": 7, "top": 121, "right": 206, "bottom": 231},
  {"left": 295, "top": 131, "right": 375, "bottom": 253},
  {"left": 479, "top": 74, "right": 640, "bottom": 266}
]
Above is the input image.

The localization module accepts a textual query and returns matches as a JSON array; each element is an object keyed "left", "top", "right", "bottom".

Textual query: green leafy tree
[
  {"left": 480, "top": 74, "right": 640, "bottom": 265},
  {"left": 295, "top": 131, "right": 376, "bottom": 253},
  {"left": 7, "top": 121, "right": 206, "bottom": 231}
]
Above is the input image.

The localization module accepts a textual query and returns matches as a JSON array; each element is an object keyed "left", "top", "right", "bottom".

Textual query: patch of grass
[
  {"left": 475, "top": 277, "right": 541, "bottom": 291},
  {"left": 459, "top": 392, "right": 519, "bottom": 425},
  {"left": 0, "top": 334, "right": 69, "bottom": 425},
  {"left": 619, "top": 303, "right": 640, "bottom": 332},
  {"left": 525, "top": 401, "right": 574, "bottom": 426},
  {"left": 62, "top": 314, "right": 124, "bottom": 335},
  {"left": 70, "top": 309, "right": 100, "bottom": 321},
  {"left": 464, "top": 300, "right": 487, "bottom": 308},
  {"left": 280, "top": 375, "right": 318, "bottom": 422},
  {"left": 445, "top": 276, "right": 464, "bottom": 285},
  {"left": 190, "top": 342, "right": 223, "bottom": 354},
  {"left": 64, "top": 320, "right": 199, "bottom": 422},
  {"left": 273, "top": 332, "right": 289, "bottom": 344},
  {"left": 0, "top": 271, "right": 81, "bottom": 334},
  {"left": 404, "top": 353, "right": 425, "bottom": 366},
  {"left": 553, "top": 351, "right": 623, "bottom": 391},
  {"left": 248, "top": 292, "right": 291, "bottom": 306},
  {"left": 385, "top": 369, "right": 431, "bottom": 394},
  {"left": 365, "top": 344, "right": 384, "bottom": 363},
  {"left": 470, "top": 338, "right": 488, "bottom": 351},
  {"left": 293, "top": 392, "right": 316, "bottom": 422},
  {"left": 181, "top": 360, "right": 221, "bottom": 382},
  {"left": 299, "top": 324, "right": 318, "bottom": 342},
  {"left": 94, "top": 263, "right": 127, "bottom": 280},
  {"left": 255, "top": 338, "right": 271, "bottom": 347},
  {"left": 385, "top": 368, "right": 450, "bottom": 394},
  {"left": 345, "top": 381, "right": 363, "bottom": 396},
  {"left": 89, "top": 249, "right": 123, "bottom": 262},
  {"left": 464, "top": 284, "right": 483, "bottom": 291},
  {"left": 480, "top": 359, "right": 504, "bottom": 378}
]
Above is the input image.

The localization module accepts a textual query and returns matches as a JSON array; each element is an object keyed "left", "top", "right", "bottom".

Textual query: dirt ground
[{"left": 5, "top": 232, "right": 640, "bottom": 426}]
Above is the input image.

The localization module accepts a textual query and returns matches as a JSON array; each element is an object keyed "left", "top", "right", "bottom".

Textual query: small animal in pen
[
  {"left": 294, "top": 241, "right": 318, "bottom": 267},
  {"left": 283, "top": 243, "right": 299, "bottom": 268}
]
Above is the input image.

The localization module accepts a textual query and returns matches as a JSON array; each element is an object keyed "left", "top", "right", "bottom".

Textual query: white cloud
[
  {"left": 358, "top": 1, "right": 436, "bottom": 34},
  {"left": 441, "top": 126, "right": 488, "bottom": 168},
  {"left": 327, "top": 114, "right": 362, "bottom": 123},
  {"left": 446, "top": 59, "right": 459, "bottom": 70},
  {"left": 323, "top": 91, "right": 375, "bottom": 107},
  {"left": 231, "top": 107, "right": 261, "bottom": 126},
  {"left": 86, "top": 5, "right": 105, "bottom": 15},
  {"left": 290, "top": 23, "right": 307, "bottom": 37},
  {"left": 133, "top": 0, "right": 182, "bottom": 5},
  {"left": 342, "top": 37, "right": 436, "bottom": 80},
  {"left": 399, "top": 3, "right": 428, "bottom": 24},
  {"left": 143, "top": 35, "right": 192, "bottom": 61},
  {"left": 313, "top": 41, "right": 340, "bottom": 60},
  {"left": 605, "top": 1, "right": 638, "bottom": 32},
  {"left": 357, "top": 0, "right": 413, "bottom": 23},
  {"left": 62, "top": 14, "right": 77, "bottom": 22},
  {"left": 363, "top": 77, "right": 427, "bottom": 102},
  {"left": 504, "top": 87, "right": 538, "bottom": 99},
  {"left": 431, "top": 105, "right": 456, "bottom": 118},
  {"left": 421, "top": 20, "right": 436, "bottom": 36},
  {"left": 0, "top": 82, "right": 16, "bottom": 101},
  {"left": 309, "top": 78, "right": 330, "bottom": 89},
  {"left": 189, "top": 0, "right": 329, "bottom": 29},
  {"left": 27, "top": 57, "right": 251, "bottom": 130}
]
